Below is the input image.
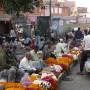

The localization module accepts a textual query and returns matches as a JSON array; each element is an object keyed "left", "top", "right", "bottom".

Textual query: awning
[{"left": 0, "top": 14, "right": 12, "bottom": 21}]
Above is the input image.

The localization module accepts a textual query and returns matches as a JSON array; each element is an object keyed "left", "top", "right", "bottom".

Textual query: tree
[{"left": 0, "top": 0, "right": 43, "bottom": 16}]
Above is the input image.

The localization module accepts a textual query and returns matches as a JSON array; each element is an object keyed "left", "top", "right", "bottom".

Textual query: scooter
[{"left": 85, "top": 53, "right": 90, "bottom": 73}]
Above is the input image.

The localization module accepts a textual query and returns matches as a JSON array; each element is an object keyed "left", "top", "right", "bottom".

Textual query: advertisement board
[{"left": 77, "top": 7, "right": 87, "bottom": 13}]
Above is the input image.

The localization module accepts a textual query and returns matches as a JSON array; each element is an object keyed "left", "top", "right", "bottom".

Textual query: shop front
[{"left": 0, "top": 14, "right": 12, "bottom": 35}]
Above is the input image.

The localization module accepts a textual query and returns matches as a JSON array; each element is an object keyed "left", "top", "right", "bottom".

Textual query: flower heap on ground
[{"left": 0, "top": 47, "right": 81, "bottom": 90}]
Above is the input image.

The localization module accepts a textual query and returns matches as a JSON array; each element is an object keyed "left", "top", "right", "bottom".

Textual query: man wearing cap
[{"left": 54, "top": 39, "right": 67, "bottom": 57}]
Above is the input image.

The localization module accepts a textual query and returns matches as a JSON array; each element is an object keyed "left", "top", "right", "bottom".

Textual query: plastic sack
[{"left": 85, "top": 60, "right": 90, "bottom": 72}]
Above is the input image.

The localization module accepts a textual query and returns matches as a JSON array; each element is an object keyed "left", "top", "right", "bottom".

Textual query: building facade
[
  {"left": 0, "top": 0, "right": 76, "bottom": 17},
  {"left": 0, "top": 6, "right": 5, "bottom": 15},
  {"left": 24, "top": 0, "right": 76, "bottom": 17}
]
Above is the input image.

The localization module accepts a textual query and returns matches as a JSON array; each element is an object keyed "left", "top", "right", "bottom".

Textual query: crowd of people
[
  {"left": 65, "top": 27, "right": 90, "bottom": 75},
  {"left": 0, "top": 25, "right": 69, "bottom": 82},
  {"left": 0, "top": 26, "right": 90, "bottom": 83}
]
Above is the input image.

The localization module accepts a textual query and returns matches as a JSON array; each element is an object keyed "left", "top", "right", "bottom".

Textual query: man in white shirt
[
  {"left": 83, "top": 35, "right": 90, "bottom": 50},
  {"left": 54, "top": 39, "right": 67, "bottom": 57},
  {"left": 78, "top": 33, "right": 90, "bottom": 75},
  {"left": 19, "top": 52, "right": 36, "bottom": 72}
]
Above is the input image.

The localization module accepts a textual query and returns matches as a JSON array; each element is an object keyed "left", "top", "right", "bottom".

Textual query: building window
[
  {"left": 45, "top": 6, "right": 49, "bottom": 16},
  {"left": 39, "top": 8, "right": 41, "bottom": 13},
  {"left": 55, "top": 7, "right": 58, "bottom": 14},
  {"left": 59, "top": 8, "right": 62, "bottom": 14},
  {"left": 51, "top": 7, "right": 54, "bottom": 13}
]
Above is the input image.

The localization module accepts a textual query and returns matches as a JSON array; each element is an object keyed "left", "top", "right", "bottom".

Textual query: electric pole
[
  {"left": 49, "top": 0, "right": 51, "bottom": 18},
  {"left": 49, "top": 0, "right": 52, "bottom": 34},
  {"left": 49, "top": 0, "right": 52, "bottom": 30}
]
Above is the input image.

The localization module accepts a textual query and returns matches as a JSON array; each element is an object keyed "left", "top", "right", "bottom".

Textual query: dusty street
[{"left": 58, "top": 63, "right": 90, "bottom": 90}]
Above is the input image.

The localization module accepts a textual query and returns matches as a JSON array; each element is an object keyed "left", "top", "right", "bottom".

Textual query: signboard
[{"left": 77, "top": 7, "right": 87, "bottom": 13}]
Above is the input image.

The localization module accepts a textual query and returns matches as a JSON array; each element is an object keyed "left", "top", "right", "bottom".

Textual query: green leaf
[{"left": 0, "top": 0, "right": 43, "bottom": 15}]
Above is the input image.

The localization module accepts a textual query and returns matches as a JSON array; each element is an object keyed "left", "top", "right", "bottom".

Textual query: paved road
[{"left": 58, "top": 63, "right": 90, "bottom": 90}]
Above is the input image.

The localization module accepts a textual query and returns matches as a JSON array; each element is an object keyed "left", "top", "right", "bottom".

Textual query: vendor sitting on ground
[
  {"left": 30, "top": 49, "right": 46, "bottom": 69},
  {"left": 37, "top": 51, "right": 43, "bottom": 61},
  {"left": 30, "top": 48, "right": 39, "bottom": 61},
  {"left": 42, "top": 41, "right": 56, "bottom": 60},
  {"left": 19, "top": 52, "right": 36, "bottom": 73}
]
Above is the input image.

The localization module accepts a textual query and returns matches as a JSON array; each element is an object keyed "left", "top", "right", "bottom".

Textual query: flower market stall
[{"left": 0, "top": 46, "right": 81, "bottom": 90}]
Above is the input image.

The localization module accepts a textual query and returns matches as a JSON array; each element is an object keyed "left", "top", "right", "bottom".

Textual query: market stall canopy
[{"left": 0, "top": 14, "right": 12, "bottom": 21}]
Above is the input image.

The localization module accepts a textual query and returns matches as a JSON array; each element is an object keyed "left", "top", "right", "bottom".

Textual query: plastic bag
[
  {"left": 85, "top": 60, "right": 90, "bottom": 72},
  {"left": 20, "top": 73, "right": 31, "bottom": 87}
]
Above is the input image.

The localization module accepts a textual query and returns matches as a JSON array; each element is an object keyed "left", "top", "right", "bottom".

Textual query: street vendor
[
  {"left": 30, "top": 49, "right": 46, "bottom": 69},
  {"left": 54, "top": 38, "right": 67, "bottom": 57},
  {"left": 42, "top": 41, "right": 56, "bottom": 60},
  {"left": 19, "top": 52, "right": 36, "bottom": 72},
  {"left": 30, "top": 48, "right": 39, "bottom": 61},
  {"left": 0, "top": 42, "right": 18, "bottom": 69},
  {"left": 0, "top": 46, "right": 7, "bottom": 69},
  {"left": 37, "top": 51, "right": 43, "bottom": 61}
]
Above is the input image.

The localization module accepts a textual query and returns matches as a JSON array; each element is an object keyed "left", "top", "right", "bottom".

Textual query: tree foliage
[{"left": 0, "top": 0, "right": 43, "bottom": 15}]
